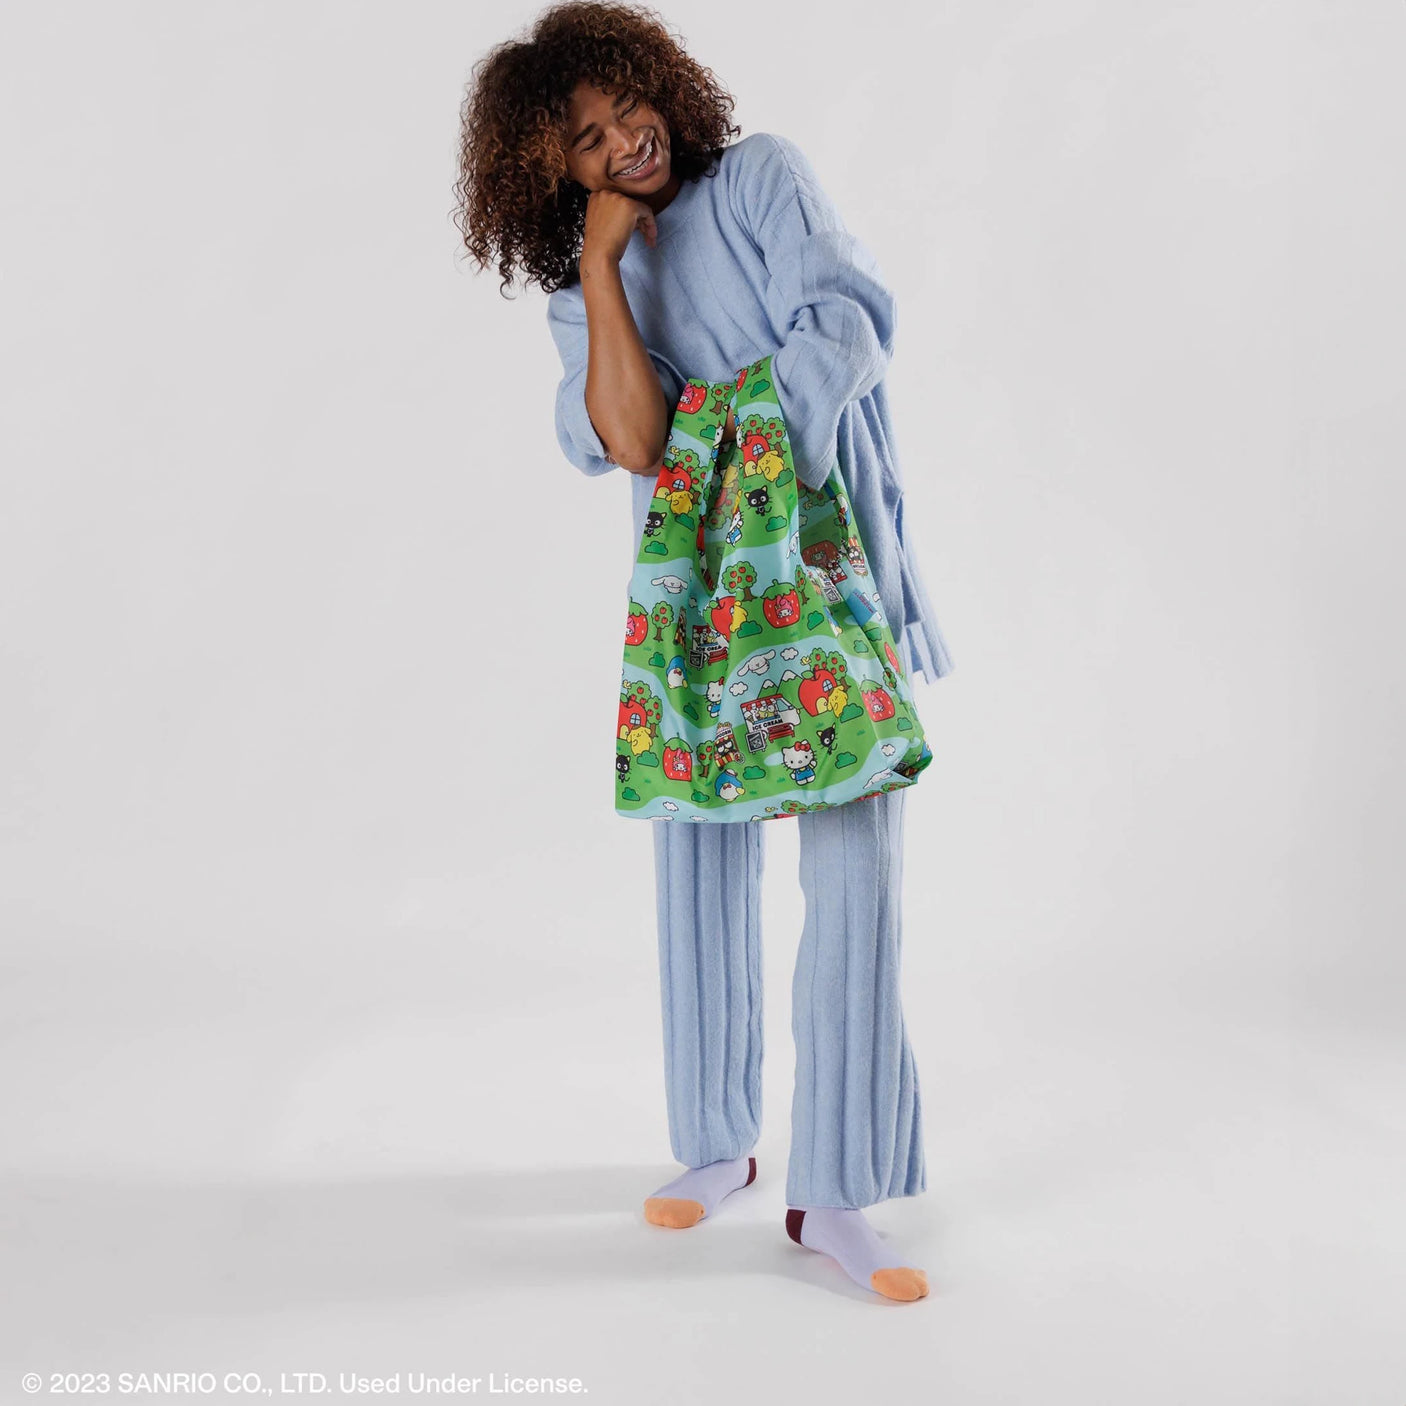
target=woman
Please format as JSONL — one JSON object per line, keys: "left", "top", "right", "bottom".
{"left": 456, "top": 1, "right": 955, "bottom": 1302}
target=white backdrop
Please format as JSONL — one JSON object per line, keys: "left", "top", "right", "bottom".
{"left": 2, "top": 1, "right": 1402, "bottom": 1401}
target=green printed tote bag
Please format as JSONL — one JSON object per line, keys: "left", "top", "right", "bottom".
{"left": 616, "top": 352, "right": 932, "bottom": 822}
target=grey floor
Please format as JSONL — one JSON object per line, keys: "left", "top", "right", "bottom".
{"left": 3, "top": 818, "right": 1402, "bottom": 1406}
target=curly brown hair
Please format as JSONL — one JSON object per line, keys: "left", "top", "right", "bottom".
{"left": 454, "top": 1, "right": 740, "bottom": 298}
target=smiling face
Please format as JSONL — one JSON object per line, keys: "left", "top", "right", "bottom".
{"left": 562, "top": 81, "right": 680, "bottom": 211}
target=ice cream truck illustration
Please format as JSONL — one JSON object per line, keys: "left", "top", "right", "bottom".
{"left": 688, "top": 621, "right": 729, "bottom": 670}
{"left": 741, "top": 691, "right": 801, "bottom": 754}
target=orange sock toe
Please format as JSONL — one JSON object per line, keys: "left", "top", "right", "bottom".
{"left": 789, "top": 1206, "right": 930, "bottom": 1301}
{"left": 642, "top": 1155, "right": 756, "bottom": 1228}
{"left": 870, "top": 1267, "right": 929, "bottom": 1301}
{"left": 643, "top": 1196, "right": 706, "bottom": 1228}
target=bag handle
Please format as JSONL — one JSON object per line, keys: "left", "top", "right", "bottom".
{"left": 693, "top": 367, "right": 748, "bottom": 513}
{"left": 704, "top": 369, "right": 754, "bottom": 585}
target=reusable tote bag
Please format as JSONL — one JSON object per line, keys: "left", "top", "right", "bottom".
{"left": 616, "top": 352, "right": 932, "bottom": 822}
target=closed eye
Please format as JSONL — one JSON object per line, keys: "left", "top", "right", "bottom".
{"left": 585, "top": 100, "right": 638, "bottom": 151}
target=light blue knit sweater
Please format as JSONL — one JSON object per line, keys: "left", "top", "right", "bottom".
{"left": 546, "top": 131, "right": 955, "bottom": 685}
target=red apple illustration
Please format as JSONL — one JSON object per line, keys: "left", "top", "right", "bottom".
{"left": 798, "top": 666, "right": 840, "bottom": 716}
{"left": 710, "top": 595, "right": 737, "bottom": 637}
{"left": 740, "top": 431, "right": 771, "bottom": 468}
{"left": 618, "top": 697, "right": 649, "bottom": 735}
{"left": 665, "top": 465, "right": 695, "bottom": 496}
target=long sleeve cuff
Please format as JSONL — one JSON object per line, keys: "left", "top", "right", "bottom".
{"left": 546, "top": 284, "right": 685, "bottom": 477}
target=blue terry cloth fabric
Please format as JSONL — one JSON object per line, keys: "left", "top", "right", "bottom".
{"left": 650, "top": 631, "right": 927, "bottom": 1209}
{"left": 546, "top": 130, "right": 956, "bottom": 687}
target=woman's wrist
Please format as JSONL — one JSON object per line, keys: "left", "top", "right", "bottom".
{"left": 579, "top": 246, "right": 621, "bottom": 282}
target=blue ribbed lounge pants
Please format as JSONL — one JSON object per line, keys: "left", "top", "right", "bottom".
{"left": 648, "top": 643, "right": 927, "bottom": 1209}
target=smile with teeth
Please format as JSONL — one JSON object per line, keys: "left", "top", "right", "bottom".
{"left": 616, "top": 136, "right": 656, "bottom": 178}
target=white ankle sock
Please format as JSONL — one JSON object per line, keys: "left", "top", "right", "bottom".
{"left": 786, "top": 1206, "right": 929, "bottom": 1300}
{"left": 644, "top": 1153, "right": 757, "bottom": 1228}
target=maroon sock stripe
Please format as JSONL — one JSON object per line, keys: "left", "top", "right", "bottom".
{"left": 785, "top": 1208, "right": 806, "bottom": 1245}
{"left": 745, "top": 1156, "right": 757, "bottom": 1187}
